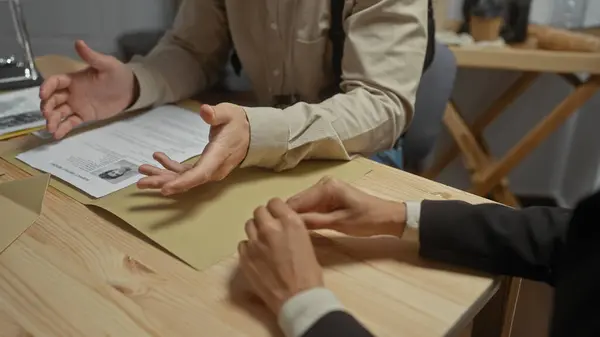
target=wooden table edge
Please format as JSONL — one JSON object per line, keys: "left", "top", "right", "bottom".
{"left": 445, "top": 278, "right": 502, "bottom": 337}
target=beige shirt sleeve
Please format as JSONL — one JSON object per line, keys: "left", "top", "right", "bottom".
{"left": 241, "top": 0, "right": 427, "bottom": 170}
{"left": 127, "top": 0, "right": 231, "bottom": 111}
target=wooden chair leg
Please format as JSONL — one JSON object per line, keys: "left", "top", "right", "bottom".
{"left": 491, "top": 182, "right": 520, "bottom": 207}
{"left": 424, "top": 72, "right": 539, "bottom": 179}
{"left": 439, "top": 103, "right": 520, "bottom": 206}
{"left": 442, "top": 102, "right": 490, "bottom": 172}
{"left": 472, "top": 75, "right": 600, "bottom": 196}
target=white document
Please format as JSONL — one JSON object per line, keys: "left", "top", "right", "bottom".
{"left": 0, "top": 87, "right": 44, "bottom": 137}
{"left": 17, "top": 105, "right": 210, "bottom": 198}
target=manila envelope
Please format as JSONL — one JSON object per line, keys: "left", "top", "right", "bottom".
{"left": 91, "top": 160, "right": 370, "bottom": 269}
{"left": 3, "top": 150, "right": 370, "bottom": 269}
{"left": 0, "top": 174, "right": 50, "bottom": 253}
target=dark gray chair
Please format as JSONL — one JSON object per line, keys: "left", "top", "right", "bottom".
{"left": 403, "top": 42, "right": 458, "bottom": 172}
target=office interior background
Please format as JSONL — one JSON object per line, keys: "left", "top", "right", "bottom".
{"left": 1, "top": 2, "right": 599, "bottom": 336}
{"left": 3, "top": 0, "right": 599, "bottom": 209}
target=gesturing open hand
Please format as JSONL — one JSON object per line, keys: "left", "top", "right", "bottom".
{"left": 39, "top": 40, "right": 136, "bottom": 139}
{"left": 137, "top": 103, "right": 250, "bottom": 195}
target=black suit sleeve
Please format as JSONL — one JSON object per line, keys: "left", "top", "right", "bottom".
{"left": 419, "top": 200, "right": 572, "bottom": 285}
{"left": 302, "top": 311, "right": 374, "bottom": 337}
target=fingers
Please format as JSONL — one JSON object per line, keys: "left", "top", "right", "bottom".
{"left": 245, "top": 219, "right": 258, "bottom": 241}
{"left": 75, "top": 40, "right": 115, "bottom": 71}
{"left": 137, "top": 174, "right": 176, "bottom": 190}
{"left": 267, "top": 198, "right": 303, "bottom": 226}
{"left": 287, "top": 177, "right": 351, "bottom": 213}
{"left": 46, "top": 104, "right": 73, "bottom": 133}
{"left": 137, "top": 154, "right": 193, "bottom": 191}
{"left": 40, "top": 75, "right": 72, "bottom": 100}
{"left": 54, "top": 115, "right": 83, "bottom": 140}
{"left": 253, "top": 205, "right": 275, "bottom": 231}
{"left": 161, "top": 142, "right": 226, "bottom": 195}
{"left": 41, "top": 89, "right": 69, "bottom": 113}
{"left": 41, "top": 89, "right": 70, "bottom": 132}
{"left": 238, "top": 240, "right": 262, "bottom": 272}
{"left": 153, "top": 152, "right": 191, "bottom": 173}
{"left": 238, "top": 240, "right": 250, "bottom": 259}
{"left": 287, "top": 180, "right": 329, "bottom": 213}
{"left": 300, "top": 211, "right": 346, "bottom": 230}
{"left": 238, "top": 241, "right": 264, "bottom": 285}
{"left": 237, "top": 241, "right": 255, "bottom": 276}
{"left": 138, "top": 164, "right": 171, "bottom": 177}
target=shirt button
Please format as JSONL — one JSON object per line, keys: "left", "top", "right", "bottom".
{"left": 273, "top": 69, "right": 280, "bottom": 76}
{"left": 270, "top": 22, "right": 278, "bottom": 30}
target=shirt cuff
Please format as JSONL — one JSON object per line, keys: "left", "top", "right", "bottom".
{"left": 239, "top": 106, "right": 289, "bottom": 169}
{"left": 405, "top": 200, "right": 422, "bottom": 229}
{"left": 125, "top": 62, "right": 159, "bottom": 112}
{"left": 278, "top": 288, "right": 344, "bottom": 337}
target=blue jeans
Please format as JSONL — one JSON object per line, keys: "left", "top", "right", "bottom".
{"left": 370, "top": 144, "right": 403, "bottom": 170}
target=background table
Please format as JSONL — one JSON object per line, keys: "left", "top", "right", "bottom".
{"left": 0, "top": 56, "right": 499, "bottom": 337}
{"left": 425, "top": 46, "right": 600, "bottom": 207}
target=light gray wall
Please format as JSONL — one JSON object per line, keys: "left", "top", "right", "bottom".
{"left": 560, "top": 92, "right": 600, "bottom": 204}
{"left": 0, "top": 0, "right": 175, "bottom": 59}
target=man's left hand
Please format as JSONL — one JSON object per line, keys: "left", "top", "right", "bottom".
{"left": 238, "top": 198, "right": 324, "bottom": 314}
{"left": 137, "top": 103, "right": 249, "bottom": 195}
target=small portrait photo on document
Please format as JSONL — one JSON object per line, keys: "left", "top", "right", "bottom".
{"left": 93, "top": 160, "right": 139, "bottom": 184}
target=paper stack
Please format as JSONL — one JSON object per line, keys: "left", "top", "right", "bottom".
{"left": 0, "top": 87, "right": 45, "bottom": 140}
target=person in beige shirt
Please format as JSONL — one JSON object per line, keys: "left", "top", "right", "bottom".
{"left": 39, "top": 0, "right": 428, "bottom": 196}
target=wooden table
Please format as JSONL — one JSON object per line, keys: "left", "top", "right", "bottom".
{"left": 424, "top": 46, "right": 600, "bottom": 207}
{"left": 0, "top": 56, "right": 498, "bottom": 337}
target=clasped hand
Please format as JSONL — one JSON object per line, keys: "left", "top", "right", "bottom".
{"left": 239, "top": 177, "right": 408, "bottom": 315}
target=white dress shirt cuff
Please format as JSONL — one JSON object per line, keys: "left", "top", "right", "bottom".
{"left": 405, "top": 200, "right": 422, "bottom": 229}
{"left": 278, "top": 287, "right": 344, "bottom": 337}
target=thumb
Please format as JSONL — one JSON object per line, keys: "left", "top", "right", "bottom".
{"left": 199, "top": 104, "right": 232, "bottom": 126}
{"left": 75, "top": 40, "right": 114, "bottom": 71}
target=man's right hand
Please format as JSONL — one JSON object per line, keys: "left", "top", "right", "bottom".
{"left": 287, "top": 177, "right": 408, "bottom": 238}
{"left": 40, "top": 40, "right": 136, "bottom": 140}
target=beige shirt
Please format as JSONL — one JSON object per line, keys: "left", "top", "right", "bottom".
{"left": 128, "top": 0, "right": 427, "bottom": 170}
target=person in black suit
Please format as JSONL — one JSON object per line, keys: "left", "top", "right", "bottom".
{"left": 237, "top": 177, "right": 600, "bottom": 337}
